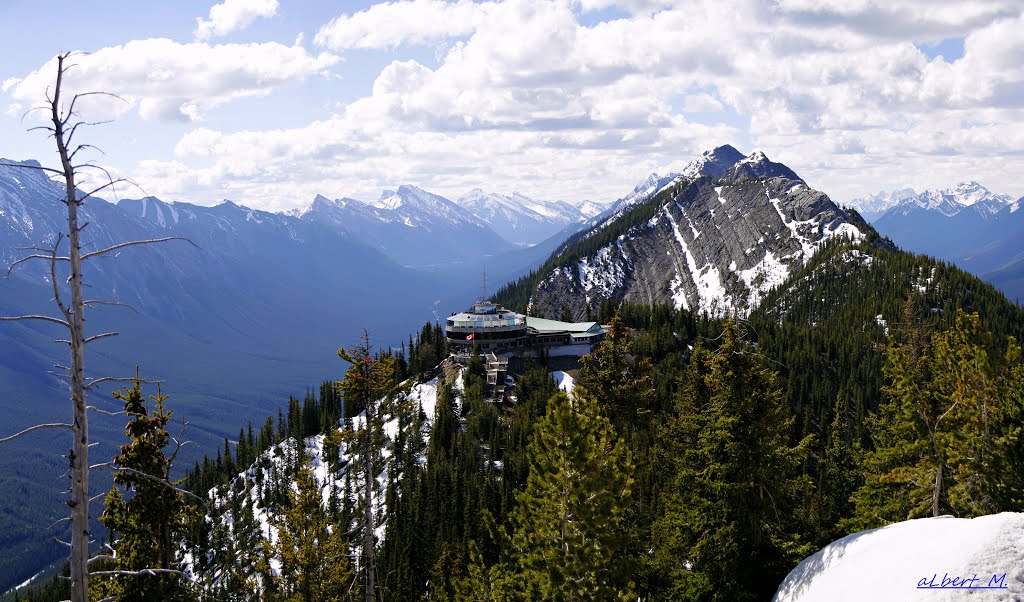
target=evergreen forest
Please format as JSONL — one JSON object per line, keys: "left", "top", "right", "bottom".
{"left": 11, "top": 235, "right": 1024, "bottom": 602}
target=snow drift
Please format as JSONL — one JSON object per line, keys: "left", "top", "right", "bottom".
{"left": 774, "top": 513, "right": 1024, "bottom": 602}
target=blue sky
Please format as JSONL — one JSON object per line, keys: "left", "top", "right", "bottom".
{"left": 2, "top": 1, "right": 1022, "bottom": 211}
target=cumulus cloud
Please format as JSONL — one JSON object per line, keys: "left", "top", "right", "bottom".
{"left": 4, "top": 40, "right": 338, "bottom": 122}
{"left": 122, "top": 0, "right": 1024, "bottom": 207}
{"left": 195, "top": 0, "right": 279, "bottom": 40}
{"left": 314, "top": 0, "right": 500, "bottom": 49}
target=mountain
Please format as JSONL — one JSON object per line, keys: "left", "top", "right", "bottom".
{"left": 859, "top": 182, "right": 1023, "bottom": 303}
{"left": 292, "top": 185, "right": 513, "bottom": 268}
{"left": 844, "top": 188, "right": 917, "bottom": 221}
{"left": 0, "top": 160, "right": 512, "bottom": 592}
{"left": 774, "top": 513, "right": 1024, "bottom": 601}
{"left": 453, "top": 189, "right": 606, "bottom": 246}
{"left": 680, "top": 143, "right": 746, "bottom": 179}
{"left": 850, "top": 181, "right": 1014, "bottom": 224}
{"left": 498, "top": 147, "right": 871, "bottom": 319}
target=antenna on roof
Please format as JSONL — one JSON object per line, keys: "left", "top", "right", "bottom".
{"left": 482, "top": 266, "right": 488, "bottom": 301}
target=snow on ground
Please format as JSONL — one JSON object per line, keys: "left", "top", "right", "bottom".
{"left": 736, "top": 250, "right": 789, "bottom": 309}
{"left": 187, "top": 373, "right": 447, "bottom": 585}
{"left": 774, "top": 513, "right": 1024, "bottom": 602}
{"left": 664, "top": 205, "right": 734, "bottom": 315}
{"left": 551, "top": 371, "right": 575, "bottom": 396}
{"left": 578, "top": 243, "right": 628, "bottom": 303}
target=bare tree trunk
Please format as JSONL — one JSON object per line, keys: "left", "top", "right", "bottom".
{"left": 932, "top": 462, "right": 943, "bottom": 517}
{"left": 363, "top": 401, "right": 376, "bottom": 602}
{"left": 49, "top": 54, "right": 91, "bottom": 602}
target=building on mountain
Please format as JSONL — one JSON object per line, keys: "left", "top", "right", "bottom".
{"left": 445, "top": 301, "right": 606, "bottom": 356}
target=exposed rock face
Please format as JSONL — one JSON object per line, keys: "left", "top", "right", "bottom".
{"left": 529, "top": 150, "right": 867, "bottom": 319}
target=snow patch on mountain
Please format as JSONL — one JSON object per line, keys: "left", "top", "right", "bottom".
{"left": 664, "top": 205, "right": 734, "bottom": 314}
{"left": 736, "top": 251, "right": 789, "bottom": 309}
{"left": 578, "top": 243, "right": 628, "bottom": 304}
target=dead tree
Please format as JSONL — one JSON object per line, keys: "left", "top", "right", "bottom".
{"left": 0, "top": 52, "right": 189, "bottom": 602}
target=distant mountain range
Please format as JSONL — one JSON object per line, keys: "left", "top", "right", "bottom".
{"left": 0, "top": 157, "right": 612, "bottom": 591}
{"left": 283, "top": 186, "right": 609, "bottom": 267}
{"left": 847, "top": 182, "right": 1023, "bottom": 303}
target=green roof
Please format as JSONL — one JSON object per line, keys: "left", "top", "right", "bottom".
{"left": 525, "top": 317, "right": 603, "bottom": 334}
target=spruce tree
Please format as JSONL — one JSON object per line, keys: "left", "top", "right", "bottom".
{"left": 267, "top": 459, "right": 354, "bottom": 602}
{"left": 94, "top": 378, "right": 190, "bottom": 601}
{"left": 506, "top": 390, "right": 635, "bottom": 601}
{"left": 337, "top": 331, "right": 395, "bottom": 602}
{"left": 653, "top": 322, "right": 811, "bottom": 601}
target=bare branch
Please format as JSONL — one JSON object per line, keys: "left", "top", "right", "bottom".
{"left": 64, "top": 119, "right": 112, "bottom": 149}
{"left": 91, "top": 569, "right": 183, "bottom": 578}
{"left": 75, "top": 177, "right": 129, "bottom": 205}
{"left": 0, "top": 315, "right": 69, "bottom": 327}
{"left": 88, "top": 554, "right": 116, "bottom": 565}
{"left": 64, "top": 91, "right": 127, "bottom": 126}
{"left": 89, "top": 463, "right": 205, "bottom": 503}
{"left": 168, "top": 420, "right": 192, "bottom": 466}
{"left": 5, "top": 254, "right": 69, "bottom": 278}
{"left": 54, "top": 538, "right": 72, "bottom": 548}
{"left": 84, "top": 331, "right": 118, "bottom": 344}
{"left": 84, "top": 300, "right": 139, "bottom": 313}
{"left": 86, "top": 376, "right": 164, "bottom": 390}
{"left": 86, "top": 406, "right": 125, "bottom": 417}
{"left": 48, "top": 516, "right": 72, "bottom": 529}
{"left": 82, "top": 237, "right": 195, "bottom": 260}
{"left": 0, "top": 160, "right": 64, "bottom": 177}
{"left": 68, "top": 143, "right": 105, "bottom": 163}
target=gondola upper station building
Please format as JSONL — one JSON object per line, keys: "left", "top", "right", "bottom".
{"left": 445, "top": 301, "right": 607, "bottom": 356}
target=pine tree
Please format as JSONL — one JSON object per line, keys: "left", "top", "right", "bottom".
{"left": 506, "top": 390, "right": 635, "bottom": 601}
{"left": 266, "top": 459, "right": 354, "bottom": 602}
{"left": 94, "top": 377, "right": 191, "bottom": 601}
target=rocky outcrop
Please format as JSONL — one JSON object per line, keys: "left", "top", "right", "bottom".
{"left": 529, "top": 149, "right": 867, "bottom": 319}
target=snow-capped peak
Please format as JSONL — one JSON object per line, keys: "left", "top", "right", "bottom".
{"left": 853, "top": 181, "right": 1013, "bottom": 221}
{"left": 846, "top": 188, "right": 918, "bottom": 216}
{"left": 680, "top": 144, "right": 746, "bottom": 179}
{"left": 372, "top": 190, "right": 404, "bottom": 210}
{"left": 945, "top": 180, "right": 1010, "bottom": 207}
{"left": 738, "top": 150, "right": 767, "bottom": 165}
{"left": 453, "top": 188, "right": 608, "bottom": 245}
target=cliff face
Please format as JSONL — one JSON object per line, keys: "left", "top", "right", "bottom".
{"left": 529, "top": 150, "right": 869, "bottom": 319}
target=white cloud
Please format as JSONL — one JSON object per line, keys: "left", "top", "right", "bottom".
{"left": 4, "top": 40, "right": 338, "bottom": 122}
{"left": 110, "top": 0, "right": 1024, "bottom": 207}
{"left": 195, "top": 0, "right": 279, "bottom": 40}
{"left": 682, "top": 93, "right": 724, "bottom": 113}
{"left": 314, "top": 0, "right": 499, "bottom": 50}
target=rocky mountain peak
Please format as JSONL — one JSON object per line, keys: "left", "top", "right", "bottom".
{"left": 681, "top": 144, "right": 746, "bottom": 179}
{"left": 724, "top": 151, "right": 801, "bottom": 183}
{"left": 528, "top": 154, "right": 867, "bottom": 319}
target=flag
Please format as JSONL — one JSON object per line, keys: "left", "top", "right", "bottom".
{"left": 467, "top": 333, "right": 475, "bottom": 340}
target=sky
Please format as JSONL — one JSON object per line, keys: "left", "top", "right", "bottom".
{"left": 1, "top": 0, "right": 1022, "bottom": 212}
